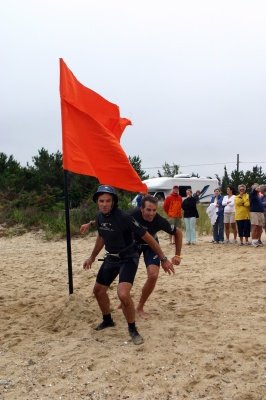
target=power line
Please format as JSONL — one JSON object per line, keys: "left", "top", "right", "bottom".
{"left": 143, "top": 161, "right": 266, "bottom": 170}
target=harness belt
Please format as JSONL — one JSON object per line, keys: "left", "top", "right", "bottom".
{"left": 105, "top": 242, "right": 137, "bottom": 259}
{"left": 106, "top": 252, "right": 120, "bottom": 258}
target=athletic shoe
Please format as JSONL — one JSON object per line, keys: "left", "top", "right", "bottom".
{"left": 95, "top": 320, "right": 115, "bottom": 331}
{"left": 128, "top": 329, "right": 144, "bottom": 345}
{"left": 224, "top": 240, "right": 230, "bottom": 244}
{"left": 239, "top": 243, "right": 244, "bottom": 246}
{"left": 258, "top": 240, "right": 264, "bottom": 246}
{"left": 251, "top": 241, "right": 259, "bottom": 248}
{"left": 234, "top": 240, "right": 238, "bottom": 244}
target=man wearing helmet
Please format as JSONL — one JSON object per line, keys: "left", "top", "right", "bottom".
{"left": 83, "top": 185, "right": 174, "bottom": 345}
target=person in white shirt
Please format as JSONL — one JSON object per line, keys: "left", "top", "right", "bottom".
{"left": 222, "top": 185, "right": 238, "bottom": 243}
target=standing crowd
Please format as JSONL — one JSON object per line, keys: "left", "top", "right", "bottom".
{"left": 152, "top": 182, "right": 266, "bottom": 247}
{"left": 206, "top": 183, "right": 266, "bottom": 247}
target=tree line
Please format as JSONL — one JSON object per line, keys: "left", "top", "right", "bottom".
{"left": 0, "top": 148, "right": 265, "bottom": 235}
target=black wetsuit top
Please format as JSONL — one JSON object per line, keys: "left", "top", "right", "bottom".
{"left": 130, "top": 208, "right": 176, "bottom": 245}
{"left": 96, "top": 207, "right": 146, "bottom": 254}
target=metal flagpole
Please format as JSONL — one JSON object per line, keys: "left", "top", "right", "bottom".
{"left": 63, "top": 169, "right": 74, "bottom": 294}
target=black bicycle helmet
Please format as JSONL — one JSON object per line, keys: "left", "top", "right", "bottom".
{"left": 92, "top": 185, "right": 118, "bottom": 204}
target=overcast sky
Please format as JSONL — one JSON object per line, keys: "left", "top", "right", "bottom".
{"left": 1, "top": 0, "right": 266, "bottom": 179}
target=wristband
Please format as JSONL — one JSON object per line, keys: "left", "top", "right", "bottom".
{"left": 160, "top": 256, "right": 168, "bottom": 263}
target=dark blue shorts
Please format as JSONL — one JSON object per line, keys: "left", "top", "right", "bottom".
{"left": 138, "top": 245, "right": 160, "bottom": 268}
{"left": 96, "top": 254, "right": 139, "bottom": 286}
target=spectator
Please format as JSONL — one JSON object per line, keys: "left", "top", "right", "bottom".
{"left": 193, "top": 190, "right": 201, "bottom": 203}
{"left": 259, "top": 185, "right": 266, "bottom": 235}
{"left": 210, "top": 188, "right": 224, "bottom": 243}
{"left": 163, "top": 185, "right": 183, "bottom": 244}
{"left": 249, "top": 183, "right": 264, "bottom": 247}
{"left": 235, "top": 184, "right": 251, "bottom": 246}
{"left": 136, "top": 192, "right": 145, "bottom": 208}
{"left": 222, "top": 185, "right": 238, "bottom": 243}
{"left": 181, "top": 189, "right": 199, "bottom": 245}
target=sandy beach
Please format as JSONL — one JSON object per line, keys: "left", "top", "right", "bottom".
{"left": 0, "top": 231, "right": 265, "bottom": 400}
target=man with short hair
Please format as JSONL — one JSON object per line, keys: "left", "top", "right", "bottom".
{"left": 163, "top": 185, "right": 183, "bottom": 244}
{"left": 83, "top": 185, "right": 174, "bottom": 345}
{"left": 132, "top": 195, "right": 182, "bottom": 318}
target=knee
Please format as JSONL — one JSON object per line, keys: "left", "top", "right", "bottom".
{"left": 93, "top": 284, "right": 105, "bottom": 299}
{"left": 117, "top": 288, "right": 130, "bottom": 305}
{"left": 147, "top": 269, "right": 159, "bottom": 284}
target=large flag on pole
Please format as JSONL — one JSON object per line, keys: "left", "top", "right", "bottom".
{"left": 59, "top": 58, "right": 147, "bottom": 192}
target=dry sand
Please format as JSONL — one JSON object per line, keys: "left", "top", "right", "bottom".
{"left": 0, "top": 231, "right": 265, "bottom": 400}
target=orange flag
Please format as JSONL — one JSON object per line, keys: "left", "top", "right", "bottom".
{"left": 59, "top": 59, "right": 147, "bottom": 192}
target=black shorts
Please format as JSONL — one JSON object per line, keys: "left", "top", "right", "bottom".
{"left": 138, "top": 245, "right": 160, "bottom": 268}
{"left": 96, "top": 254, "right": 139, "bottom": 286}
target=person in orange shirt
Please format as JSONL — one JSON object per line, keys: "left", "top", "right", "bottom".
{"left": 163, "top": 185, "right": 183, "bottom": 244}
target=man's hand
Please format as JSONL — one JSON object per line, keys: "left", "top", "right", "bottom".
{"left": 83, "top": 256, "right": 95, "bottom": 270}
{"left": 171, "top": 255, "right": 182, "bottom": 265}
{"left": 161, "top": 259, "right": 175, "bottom": 275}
{"left": 80, "top": 220, "right": 96, "bottom": 234}
{"left": 80, "top": 223, "right": 90, "bottom": 234}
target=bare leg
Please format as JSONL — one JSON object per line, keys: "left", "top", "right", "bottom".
{"left": 252, "top": 224, "right": 259, "bottom": 240}
{"left": 258, "top": 226, "right": 263, "bottom": 241}
{"left": 117, "top": 282, "right": 135, "bottom": 323}
{"left": 93, "top": 282, "right": 110, "bottom": 314}
{"left": 118, "top": 282, "right": 144, "bottom": 345}
{"left": 224, "top": 223, "right": 230, "bottom": 240}
{"left": 136, "top": 265, "right": 159, "bottom": 319}
{"left": 231, "top": 222, "right": 237, "bottom": 240}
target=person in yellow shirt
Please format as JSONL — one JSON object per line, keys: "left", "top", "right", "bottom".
{"left": 235, "top": 184, "right": 251, "bottom": 245}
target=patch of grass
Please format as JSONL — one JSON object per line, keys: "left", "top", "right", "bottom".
{"left": 0, "top": 224, "right": 27, "bottom": 238}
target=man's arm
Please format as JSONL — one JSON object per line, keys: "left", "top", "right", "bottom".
{"left": 80, "top": 220, "right": 96, "bottom": 234}
{"left": 173, "top": 227, "right": 182, "bottom": 265}
{"left": 83, "top": 235, "right": 104, "bottom": 270}
{"left": 141, "top": 231, "right": 175, "bottom": 275}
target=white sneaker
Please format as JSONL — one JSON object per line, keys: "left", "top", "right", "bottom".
{"left": 251, "top": 241, "right": 259, "bottom": 248}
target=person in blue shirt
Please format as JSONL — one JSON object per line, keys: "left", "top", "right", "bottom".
{"left": 210, "top": 188, "right": 224, "bottom": 243}
{"left": 249, "top": 183, "right": 265, "bottom": 247}
{"left": 136, "top": 192, "right": 145, "bottom": 208}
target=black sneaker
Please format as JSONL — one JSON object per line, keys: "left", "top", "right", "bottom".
{"left": 95, "top": 320, "right": 115, "bottom": 331}
{"left": 128, "top": 329, "right": 144, "bottom": 345}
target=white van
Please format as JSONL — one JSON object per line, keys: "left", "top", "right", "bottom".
{"left": 132, "top": 174, "right": 219, "bottom": 205}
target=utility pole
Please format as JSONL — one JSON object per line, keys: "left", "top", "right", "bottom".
{"left": 237, "top": 154, "right": 239, "bottom": 172}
